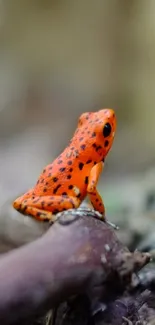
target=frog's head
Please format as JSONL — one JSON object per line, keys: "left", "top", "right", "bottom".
{"left": 77, "top": 108, "right": 116, "bottom": 161}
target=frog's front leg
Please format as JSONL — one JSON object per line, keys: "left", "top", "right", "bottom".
{"left": 13, "top": 195, "right": 81, "bottom": 222}
{"left": 87, "top": 162, "right": 105, "bottom": 219}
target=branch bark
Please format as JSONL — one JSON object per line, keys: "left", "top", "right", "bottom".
{"left": 0, "top": 208, "right": 150, "bottom": 325}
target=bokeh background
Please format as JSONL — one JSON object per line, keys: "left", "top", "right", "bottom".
{"left": 0, "top": 0, "right": 155, "bottom": 250}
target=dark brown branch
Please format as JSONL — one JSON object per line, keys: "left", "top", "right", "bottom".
{"left": 0, "top": 208, "right": 150, "bottom": 325}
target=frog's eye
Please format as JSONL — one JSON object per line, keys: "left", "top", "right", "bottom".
{"left": 103, "top": 123, "right": 111, "bottom": 137}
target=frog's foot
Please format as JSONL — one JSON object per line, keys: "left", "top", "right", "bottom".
{"left": 77, "top": 207, "right": 119, "bottom": 230}
{"left": 64, "top": 206, "right": 119, "bottom": 230}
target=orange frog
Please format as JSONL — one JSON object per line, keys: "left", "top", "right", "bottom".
{"left": 13, "top": 109, "right": 116, "bottom": 222}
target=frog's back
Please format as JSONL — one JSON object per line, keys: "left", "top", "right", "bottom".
{"left": 33, "top": 147, "right": 92, "bottom": 201}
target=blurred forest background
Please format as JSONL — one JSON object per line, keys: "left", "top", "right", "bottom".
{"left": 0, "top": 0, "right": 155, "bottom": 249}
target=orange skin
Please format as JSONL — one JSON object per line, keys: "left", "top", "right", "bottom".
{"left": 13, "top": 109, "right": 116, "bottom": 222}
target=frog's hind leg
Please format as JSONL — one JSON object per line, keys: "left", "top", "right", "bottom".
{"left": 13, "top": 195, "right": 81, "bottom": 222}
